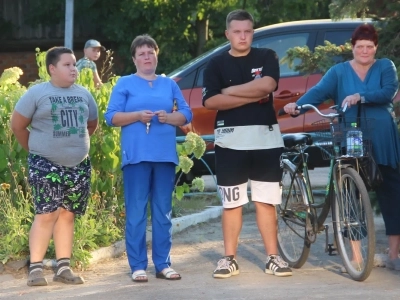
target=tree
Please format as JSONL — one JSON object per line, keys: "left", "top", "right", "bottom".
{"left": 22, "top": 0, "right": 331, "bottom": 75}
{"left": 254, "top": 0, "right": 331, "bottom": 27}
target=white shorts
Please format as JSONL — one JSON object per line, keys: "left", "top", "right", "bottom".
{"left": 218, "top": 180, "right": 281, "bottom": 209}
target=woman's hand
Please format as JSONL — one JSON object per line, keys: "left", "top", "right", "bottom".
{"left": 283, "top": 103, "right": 300, "bottom": 115}
{"left": 155, "top": 110, "right": 168, "bottom": 124}
{"left": 341, "top": 93, "right": 360, "bottom": 108}
{"left": 139, "top": 110, "right": 155, "bottom": 123}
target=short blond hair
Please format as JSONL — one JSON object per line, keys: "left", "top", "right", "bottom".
{"left": 226, "top": 9, "right": 254, "bottom": 29}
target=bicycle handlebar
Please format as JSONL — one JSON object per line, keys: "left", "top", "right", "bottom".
{"left": 278, "top": 103, "right": 347, "bottom": 119}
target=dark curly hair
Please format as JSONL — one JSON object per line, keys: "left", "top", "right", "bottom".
{"left": 351, "top": 24, "right": 378, "bottom": 46}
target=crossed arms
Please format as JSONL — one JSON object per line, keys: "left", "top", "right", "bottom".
{"left": 203, "top": 76, "right": 277, "bottom": 110}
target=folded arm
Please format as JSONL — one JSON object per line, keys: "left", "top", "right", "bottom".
{"left": 222, "top": 76, "right": 277, "bottom": 98}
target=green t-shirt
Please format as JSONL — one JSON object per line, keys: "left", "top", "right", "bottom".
{"left": 76, "top": 57, "right": 97, "bottom": 72}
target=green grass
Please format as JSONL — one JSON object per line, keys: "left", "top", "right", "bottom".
{"left": 172, "top": 194, "right": 221, "bottom": 217}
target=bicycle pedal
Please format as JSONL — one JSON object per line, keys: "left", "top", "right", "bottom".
{"left": 327, "top": 244, "right": 336, "bottom": 256}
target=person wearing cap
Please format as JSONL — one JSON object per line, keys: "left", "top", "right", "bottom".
{"left": 76, "top": 39, "right": 105, "bottom": 87}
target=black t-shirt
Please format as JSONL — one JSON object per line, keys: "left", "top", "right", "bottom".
{"left": 202, "top": 48, "right": 283, "bottom": 150}
{"left": 202, "top": 47, "right": 279, "bottom": 127}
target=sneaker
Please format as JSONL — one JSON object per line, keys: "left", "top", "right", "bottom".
{"left": 27, "top": 269, "right": 48, "bottom": 286}
{"left": 340, "top": 260, "right": 363, "bottom": 273}
{"left": 53, "top": 267, "right": 84, "bottom": 284}
{"left": 265, "top": 255, "right": 292, "bottom": 277}
{"left": 213, "top": 255, "right": 239, "bottom": 279}
{"left": 386, "top": 257, "right": 400, "bottom": 271}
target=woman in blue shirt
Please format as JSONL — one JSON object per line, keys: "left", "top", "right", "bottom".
{"left": 105, "top": 35, "right": 192, "bottom": 282}
{"left": 284, "top": 24, "right": 400, "bottom": 271}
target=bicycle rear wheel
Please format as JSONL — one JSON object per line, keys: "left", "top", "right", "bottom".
{"left": 332, "top": 167, "right": 375, "bottom": 281}
{"left": 277, "top": 159, "right": 311, "bottom": 268}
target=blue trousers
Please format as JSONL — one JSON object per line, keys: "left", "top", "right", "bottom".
{"left": 375, "top": 165, "right": 400, "bottom": 236}
{"left": 122, "top": 162, "right": 175, "bottom": 273}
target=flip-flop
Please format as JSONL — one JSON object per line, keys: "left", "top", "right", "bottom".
{"left": 156, "top": 268, "right": 181, "bottom": 280}
{"left": 132, "top": 270, "right": 148, "bottom": 282}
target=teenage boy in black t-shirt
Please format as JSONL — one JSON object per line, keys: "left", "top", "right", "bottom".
{"left": 202, "top": 9, "right": 292, "bottom": 278}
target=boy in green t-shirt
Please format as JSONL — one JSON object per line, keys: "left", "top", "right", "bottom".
{"left": 76, "top": 39, "right": 105, "bottom": 87}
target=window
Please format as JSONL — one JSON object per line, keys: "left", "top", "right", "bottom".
{"left": 324, "top": 31, "right": 353, "bottom": 46}
{"left": 253, "top": 33, "right": 309, "bottom": 77}
{"left": 324, "top": 30, "right": 353, "bottom": 64}
{"left": 195, "top": 67, "right": 205, "bottom": 87}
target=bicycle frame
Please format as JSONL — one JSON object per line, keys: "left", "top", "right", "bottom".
{"left": 281, "top": 143, "right": 335, "bottom": 241}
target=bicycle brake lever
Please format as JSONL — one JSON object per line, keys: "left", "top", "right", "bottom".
{"left": 337, "top": 103, "right": 347, "bottom": 115}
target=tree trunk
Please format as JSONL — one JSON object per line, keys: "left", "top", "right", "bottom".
{"left": 195, "top": 16, "right": 208, "bottom": 57}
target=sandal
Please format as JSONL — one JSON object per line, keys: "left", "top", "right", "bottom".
{"left": 27, "top": 270, "right": 48, "bottom": 286}
{"left": 53, "top": 268, "right": 84, "bottom": 285}
{"left": 156, "top": 268, "right": 181, "bottom": 280}
{"left": 132, "top": 270, "right": 148, "bottom": 282}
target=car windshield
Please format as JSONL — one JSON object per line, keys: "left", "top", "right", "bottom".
{"left": 167, "top": 41, "right": 229, "bottom": 78}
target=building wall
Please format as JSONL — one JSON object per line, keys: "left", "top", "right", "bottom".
{"left": 0, "top": 0, "right": 112, "bottom": 86}
{"left": 0, "top": 50, "right": 126, "bottom": 86}
{"left": 0, "top": 49, "right": 126, "bottom": 87}
{"left": 1, "top": 51, "right": 41, "bottom": 86}
{"left": 0, "top": 50, "right": 85, "bottom": 86}
{"left": 0, "top": 0, "right": 102, "bottom": 47}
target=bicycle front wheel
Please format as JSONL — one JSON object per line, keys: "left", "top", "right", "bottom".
{"left": 332, "top": 167, "right": 375, "bottom": 281}
{"left": 277, "top": 159, "right": 311, "bottom": 268}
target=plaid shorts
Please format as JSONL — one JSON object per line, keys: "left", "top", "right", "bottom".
{"left": 28, "top": 154, "right": 91, "bottom": 215}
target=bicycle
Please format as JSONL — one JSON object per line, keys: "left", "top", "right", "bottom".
{"left": 277, "top": 104, "right": 375, "bottom": 281}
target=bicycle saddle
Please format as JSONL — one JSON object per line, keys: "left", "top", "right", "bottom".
{"left": 282, "top": 133, "right": 313, "bottom": 148}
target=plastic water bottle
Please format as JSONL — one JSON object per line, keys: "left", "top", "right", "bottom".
{"left": 346, "top": 122, "right": 363, "bottom": 157}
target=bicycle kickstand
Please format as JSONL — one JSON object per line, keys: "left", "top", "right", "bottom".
{"left": 324, "top": 224, "right": 336, "bottom": 256}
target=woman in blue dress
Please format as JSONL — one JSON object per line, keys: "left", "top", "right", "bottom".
{"left": 284, "top": 24, "right": 400, "bottom": 271}
{"left": 105, "top": 35, "right": 192, "bottom": 282}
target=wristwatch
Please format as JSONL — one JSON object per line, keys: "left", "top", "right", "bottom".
{"left": 360, "top": 95, "right": 366, "bottom": 103}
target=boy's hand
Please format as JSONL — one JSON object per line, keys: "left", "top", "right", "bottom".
{"left": 221, "top": 87, "right": 233, "bottom": 95}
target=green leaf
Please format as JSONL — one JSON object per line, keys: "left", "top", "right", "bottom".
{"left": 175, "top": 185, "right": 185, "bottom": 200}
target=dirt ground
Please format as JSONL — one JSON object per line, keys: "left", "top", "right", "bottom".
{"left": 1, "top": 210, "right": 399, "bottom": 300}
